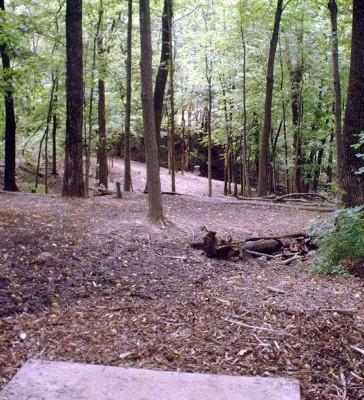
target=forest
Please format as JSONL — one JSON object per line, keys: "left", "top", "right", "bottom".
{"left": 1, "top": 1, "right": 364, "bottom": 399}
{"left": 0, "top": 0, "right": 364, "bottom": 207}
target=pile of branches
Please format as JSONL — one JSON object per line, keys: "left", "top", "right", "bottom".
{"left": 191, "top": 227, "right": 312, "bottom": 264}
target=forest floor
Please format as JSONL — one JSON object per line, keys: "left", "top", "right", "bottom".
{"left": 0, "top": 159, "right": 364, "bottom": 400}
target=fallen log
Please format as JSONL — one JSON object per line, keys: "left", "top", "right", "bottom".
{"left": 89, "top": 187, "right": 116, "bottom": 196}
{"left": 273, "top": 192, "right": 335, "bottom": 204}
{"left": 191, "top": 230, "right": 240, "bottom": 259}
{"left": 192, "top": 231, "right": 284, "bottom": 259}
{"left": 245, "top": 232, "right": 308, "bottom": 241}
{"left": 245, "top": 239, "right": 282, "bottom": 253}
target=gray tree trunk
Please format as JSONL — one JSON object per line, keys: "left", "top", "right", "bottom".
{"left": 139, "top": 0, "right": 164, "bottom": 222}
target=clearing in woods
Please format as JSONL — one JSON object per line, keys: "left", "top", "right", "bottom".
{"left": 0, "top": 159, "right": 363, "bottom": 399}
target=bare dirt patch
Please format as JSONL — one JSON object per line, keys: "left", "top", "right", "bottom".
{"left": 1, "top": 161, "right": 363, "bottom": 399}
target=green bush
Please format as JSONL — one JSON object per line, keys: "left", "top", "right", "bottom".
{"left": 309, "top": 206, "right": 364, "bottom": 276}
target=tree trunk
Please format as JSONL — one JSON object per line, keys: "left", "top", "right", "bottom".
{"left": 51, "top": 75, "right": 58, "bottom": 176}
{"left": 154, "top": 0, "right": 171, "bottom": 158}
{"left": 340, "top": 0, "right": 364, "bottom": 206}
{"left": 85, "top": 15, "right": 100, "bottom": 197}
{"left": 241, "top": 32, "right": 251, "bottom": 197}
{"left": 291, "top": 66, "right": 303, "bottom": 193}
{"left": 181, "top": 107, "right": 186, "bottom": 174}
{"left": 257, "top": 0, "right": 284, "bottom": 196}
{"left": 328, "top": 0, "right": 342, "bottom": 190}
{"left": 167, "top": 1, "right": 176, "bottom": 193}
{"left": 139, "top": 0, "right": 164, "bottom": 222}
{"left": 62, "top": 0, "right": 85, "bottom": 197}
{"left": 206, "top": 59, "right": 212, "bottom": 197}
{"left": 124, "top": 0, "right": 133, "bottom": 191}
{"left": 327, "top": 130, "right": 334, "bottom": 184}
{"left": 97, "top": 3, "right": 108, "bottom": 189}
{"left": 0, "top": 0, "right": 18, "bottom": 192}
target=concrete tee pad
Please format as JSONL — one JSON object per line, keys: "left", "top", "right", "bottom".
{"left": 0, "top": 359, "right": 301, "bottom": 400}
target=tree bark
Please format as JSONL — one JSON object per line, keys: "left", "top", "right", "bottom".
{"left": 139, "top": 0, "right": 164, "bottom": 222}
{"left": 290, "top": 66, "right": 303, "bottom": 193}
{"left": 241, "top": 32, "right": 251, "bottom": 197}
{"left": 97, "top": 2, "right": 108, "bottom": 189}
{"left": 62, "top": 0, "right": 85, "bottom": 197}
{"left": 124, "top": 0, "right": 133, "bottom": 191}
{"left": 167, "top": 0, "right": 176, "bottom": 193}
{"left": 328, "top": 0, "right": 342, "bottom": 191}
{"left": 340, "top": 0, "right": 364, "bottom": 206}
{"left": 206, "top": 58, "right": 212, "bottom": 197}
{"left": 154, "top": 0, "right": 171, "bottom": 157}
{"left": 0, "top": 0, "right": 18, "bottom": 192}
{"left": 257, "top": 0, "right": 284, "bottom": 196}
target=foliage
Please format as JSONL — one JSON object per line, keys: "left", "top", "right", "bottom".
{"left": 352, "top": 131, "right": 364, "bottom": 175}
{"left": 309, "top": 206, "right": 364, "bottom": 276}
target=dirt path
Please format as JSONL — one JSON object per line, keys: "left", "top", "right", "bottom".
{"left": 0, "top": 164, "right": 363, "bottom": 399}
{"left": 107, "top": 158, "right": 227, "bottom": 196}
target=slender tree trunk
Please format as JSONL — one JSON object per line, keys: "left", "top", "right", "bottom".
{"left": 279, "top": 39, "right": 289, "bottom": 193}
{"left": 181, "top": 107, "right": 186, "bottom": 174}
{"left": 221, "top": 81, "right": 231, "bottom": 196}
{"left": 328, "top": 0, "right": 342, "bottom": 192}
{"left": 0, "top": 0, "right": 18, "bottom": 191}
{"left": 51, "top": 6, "right": 62, "bottom": 177}
{"left": 313, "top": 140, "right": 325, "bottom": 192}
{"left": 36, "top": 78, "right": 56, "bottom": 190}
{"left": 63, "top": 0, "right": 84, "bottom": 197}
{"left": 139, "top": 0, "right": 164, "bottom": 222}
{"left": 154, "top": 0, "right": 171, "bottom": 157}
{"left": 124, "top": 0, "right": 133, "bottom": 191}
{"left": 257, "top": 0, "right": 285, "bottom": 196}
{"left": 206, "top": 58, "right": 212, "bottom": 197}
{"left": 340, "top": 0, "right": 364, "bottom": 206}
{"left": 241, "top": 33, "right": 251, "bottom": 196}
{"left": 186, "top": 109, "right": 192, "bottom": 171}
{"left": 51, "top": 75, "right": 58, "bottom": 176}
{"left": 97, "top": 2, "right": 108, "bottom": 188}
{"left": 167, "top": 1, "right": 176, "bottom": 193}
{"left": 85, "top": 9, "right": 102, "bottom": 195}
{"left": 327, "top": 130, "right": 334, "bottom": 184}
{"left": 291, "top": 66, "right": 303, "bottom": 193}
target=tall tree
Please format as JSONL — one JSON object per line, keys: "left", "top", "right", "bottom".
{"left": 154, "top": 0, "right": 171, "bottom": 156}
{"left": 124, "top": 0, "right": 133, "bottom": 192}
{"left": 328, "top": 0, "right": 342, "bottom": 188}
{"left": 62, "top": 0, "right": 85, "bottom": 197}
{"left": 97, "top": 0, "right": 108, "bottom": 188}
{"left": 340, "top": 0, "right": 364, "bottom": 207}
{"left": 139, "top": 0, "right": 164, "bottom": 222}
{"left": 167, "top": 0, "right": 176, "bottom": 193}
{"left": 257, "top": 0, "right": 287, "bottom": 196}
{"left": 0, "top": 0, "right": 18, "bottom": 191}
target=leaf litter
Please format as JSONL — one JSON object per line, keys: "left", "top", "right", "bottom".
{"left": 0, "top": 188, "right": 363, "bottom": 400}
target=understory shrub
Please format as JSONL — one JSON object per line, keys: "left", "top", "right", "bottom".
{"left": 309, "top": 206, "right": 364, "bottom": 276}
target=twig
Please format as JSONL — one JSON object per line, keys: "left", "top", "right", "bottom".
{"left": 280, "top": 254, "right": 301, "bottom": 265}
{"left": 225, "top": 318, "right": 293, "bottom": 336}
{"left": 321, "top": 309, "right": 355, "bottom": 318}
{"left": 350, "top": 371, "right": 363, "bottom": 381}
{"left": 245, "top": 250, "right": 276, "bottom": 258}
{"left": 252, "top": 333, "right": 270, "bottom": 347}
{"left": 340, "top": 369, "right": 347, "bottom": 400}
{"left": 350, "top": 345, "right": 364, "bottom": 356}
{"left": 266, "top": 286, "right": 287, "bottom": 294}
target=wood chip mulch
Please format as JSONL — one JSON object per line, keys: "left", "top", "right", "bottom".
{"left": 0, "top": 191, "right": 363, "bottom": 400}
